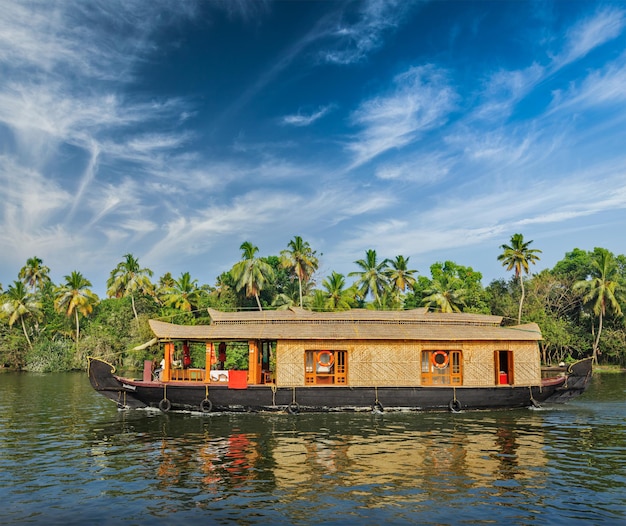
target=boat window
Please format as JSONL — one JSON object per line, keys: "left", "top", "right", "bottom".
{"left": 305, "top": 350, "right": 347, "bottom": 385}
{"left": 421, "top": 350, "right": 463, "bottom": 386}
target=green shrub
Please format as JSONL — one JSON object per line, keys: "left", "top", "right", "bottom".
{"left": 25, "top": 337, "right": 74, "bottom": 372}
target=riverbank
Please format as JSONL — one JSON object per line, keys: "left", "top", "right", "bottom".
{"left": 594, "top": 364, "right": 626, "bottom": 374}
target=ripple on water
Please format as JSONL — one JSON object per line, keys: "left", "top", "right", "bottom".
{"left": 1, "top": 373, "right": 625, "bottom": 524}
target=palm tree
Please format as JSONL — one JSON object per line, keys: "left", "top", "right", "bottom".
{"left": 1, "top": 280, "right": 42, "bottom": 348}
{"left": 308, "top": 289, "right": 328, "bottom": 312}
{"left": 349, "top": 249, "right": 390, "bottom": 305}
{"left": 280, "top": 236, "right": 319, "bottom": 308}
{"left": 18, "top": 256, "right": 51, "bottom": 294}
{"left": 157, "top": 272, "right": 176, "bottom": 292}
{"left": 573, "top": 249, "right": 623, "bottom": 365}
{"left": 107, "top": 254, "right": 154, "bottom": 320}
{"left": 161, "top": 272, "right": 204, "bottom": 312}
{"left": 54, "top": 271, "right": 99, "bottom": 351}
{"left": 322, "top": 271, "right": 355, "bottom": 311}
{"left": 231, "top": 241, "right": 275, "bottom": 310}
{"left": 386, "top": 255, "right": 417, "bottom": 294}
{"left": 421, "top": 274, "right": 467, "bottom": 313}
{"left": 272, "top": 280, "right": 301, "bottom": 310}
{"left": 497, "top": 233, "right": 542, "bottom": 324}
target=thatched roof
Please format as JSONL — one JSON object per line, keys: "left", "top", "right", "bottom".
{"left": 147, "top": 308, "right": 542, "bottom": 342}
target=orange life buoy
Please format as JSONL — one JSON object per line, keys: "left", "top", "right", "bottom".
{"left": 317, "top": 350, "right": 335, "bottom": 368}
{"left": 431, "top": 351, "right": 449, "bottom": 369}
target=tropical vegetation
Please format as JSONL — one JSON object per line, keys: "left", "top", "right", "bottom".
{"left": 1, "top": 235, "right": 626, "bottom": 372}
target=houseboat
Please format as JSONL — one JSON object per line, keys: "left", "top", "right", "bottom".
{"left": 88, "top": 307, "right": 593, "bottom": 413}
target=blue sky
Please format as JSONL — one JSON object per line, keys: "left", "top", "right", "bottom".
{"left": 1, "top": 0, "right": 625, "bottom": 297}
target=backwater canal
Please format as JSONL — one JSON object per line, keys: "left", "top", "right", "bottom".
{"left": 0, "top": 371, "right": 625, "bottom": 525}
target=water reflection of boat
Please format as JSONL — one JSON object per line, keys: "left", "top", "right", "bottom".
{"left": 88, "top": 308, "right": 592, "bottom": 413}
{"left": 271, "top": 416, "right": 547, "bottom": 493}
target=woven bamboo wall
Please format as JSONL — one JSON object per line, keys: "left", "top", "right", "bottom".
{"left": 275, "top": 339, "right": 541, "bottom": 387}
{"left": 460, "top": 341, "right": 541, "bottom": 386}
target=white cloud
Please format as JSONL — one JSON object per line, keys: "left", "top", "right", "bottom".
{"left": 549, "top": 54, "right": 626, "bottom": 114}
{"left": 472, "top": 63, "right": 545, "bottom": 121}
{"left": 321, "top": 0, "right": 415, "bottom": 64}
{"left": 553, "top": 7, "right": 626, "bottom": 69}
{"left": 0, "top": 156, "right": 71, "bottom": 233}
{"left": 282, "top": 105, "right": 334, "bottom": 127}
{"left": 348, "top": 65, "right": 457, "bottom": 168}
{"left": 375, "top": 152, "right": 453, "bottom": 184}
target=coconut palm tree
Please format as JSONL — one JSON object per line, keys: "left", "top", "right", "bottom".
{"left": 308, "top": 290, "right": 328, "bottom": 312}
{"left": 421, "top": 274, "right": 467, "bottom": 313}
{"left": 349, "top": 249, "right": 390, "bottom": 305}
{"left": 280, "top": 236, "right": 319, "bottom": 308}
{"left": 322, "top": 271, "right": 355, "bottom": 311}
{"left": 161, "top": 272, "right": 204, "bottom": 312}
{"left": 157, "top": 272, "right": 176, "bottom": 293}
{"left": 18, "top": 256, "right": 51, "bottom": 294}
{"left": 54, "top": 271, "right": 99, "bottom": 351}
{"left": 271, "top": 279, "right": 302, "bottom": 310}
{"left": 386, "top": 255, "right": 417, "bottom": 294}
{"left": 573, "top": 249, "right": 623, "bottom": 364}
{"left": 231, "top": 241, "right": 275, "bottom": 310}
{"left": 1, "top": 280, "right": 42, "bottom": 348}
{"left": 498, "top": 233, "right": 542, "bottom": 324}
{"left": 107, "top": 254, "right": 154, "bottom": 320}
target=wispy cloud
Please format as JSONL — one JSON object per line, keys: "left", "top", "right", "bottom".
{"left": 321, "top": 0, "right": 415, "bottom": 64}
{"left": 375, "top": 151, "right": 454, "bottom": 184}
{"left": 1, "top": 1, "right": 625, "bottom": 292}
{"left": 342, "top": 166, "right": 626, "bottom": 274}
{"left": 549, "top": 53, "right": 626, "bottom": 114}
{"left": 470, "top": 8, "right": 625, "bottom": 124}
{"left": 281, "top": 105, "right": 334, "bottom": 127}
{"left": 552, "top": 7, "right": 626, "bottom": 69}
{"left": 0, "top": 1, "right": 199, "bottom": 275}
{"left": 0, "top": 156, "right": 70, "bottom": 234}
{"left": 217, "top": 0, "right": 413, "bottom": 122}
{"left": 472, "top": 63, "right": 545, "bottom": 121}
{"left": 348, "top": 65, "right": 457, "bottom": 168}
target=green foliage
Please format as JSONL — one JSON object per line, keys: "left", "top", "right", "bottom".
{"left": 223, "top": 342, "right": 249, "bottom": 370}
{"left": 230, "top": 242, "right": 275, "bottom": 310}
{"left": 24, "top": 337, "right": 75, "bottom": 372}
{"left": 80, "top": 297, "right": 136, "bottom": 366}
{"left": 407, "top": 261, "right": 488, "bottom": 314}
{"left": 210, "top": 272, "right": 240, "bottom": 311}
{"left": 498, "top": 233, "right": 542, "bottom": 324}
{"left": 552, "top": 248, "right": 594, "bottom": 281}
{"left": 280, "top": 236, "right": 320, "bottom": 308}
{"left": 573, "top": 248, "right": 623, "bottom": 364}
{"left": 2, "top": 242, "right": 626, "bottom": 370}
{"left": 107, "top": 253, "right": 155, "bottom": 320}
{"left": 596, "top": 327, "right": 626, "bottom": 366}
{"left": 159, "top": 271, "right": 206, "bottom": 313}
{"left": 0, "top": 328, "right": 29, "bottom": 368}
{"left": 349, "top": 249, "right": 390, "bottom": 303}
{"left": 319, "top": 271, "right": 357, "bottom": 311}
{"left": 484, "top": 278, "right": 521, "bottom": 324}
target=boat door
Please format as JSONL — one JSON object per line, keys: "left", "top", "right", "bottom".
{"left": 260, "top": 341, "right": 273, "bottom": 383}
{"left": 495, "top": 350, "right": 514, "bottom": 385}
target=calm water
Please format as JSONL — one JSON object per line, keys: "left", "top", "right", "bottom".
{"left": 0, "top": 372, "right": 625, "bottom": 525}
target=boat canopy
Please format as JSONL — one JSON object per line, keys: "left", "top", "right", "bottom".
{"left": 147, "top": 308, "right": 542, "bottom": 343}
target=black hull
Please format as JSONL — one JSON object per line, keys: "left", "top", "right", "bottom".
{"left": 88, "top": 357, "right": 593, "bottom": 414}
